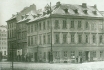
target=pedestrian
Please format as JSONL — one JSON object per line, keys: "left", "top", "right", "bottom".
{"left": 76, "top": 56, "right": 78, "bottom": 63}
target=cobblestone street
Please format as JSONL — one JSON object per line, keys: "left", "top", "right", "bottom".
{"left": 0, "top": 61, "right": 104, "bottom": 70}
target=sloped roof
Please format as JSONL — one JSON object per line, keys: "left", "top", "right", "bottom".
{"left": 28, "top": 3, "right": 103, "bottom": 23}
{"left": 51, "top": 4, "right": 102, "bottom": 17}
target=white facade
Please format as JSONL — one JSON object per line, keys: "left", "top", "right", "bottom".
{"left": 0, "top": 25, "right": 7, "bottom": 58}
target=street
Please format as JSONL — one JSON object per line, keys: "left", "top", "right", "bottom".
{"left": 0, "top": 61, "right": 104, "bottom": 70}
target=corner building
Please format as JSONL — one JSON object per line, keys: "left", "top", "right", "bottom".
{"left": 27, "top": 2, "right": 104, "bottom": 63}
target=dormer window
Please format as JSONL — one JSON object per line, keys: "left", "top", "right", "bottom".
{"left": 83, "top": 10, "right": 88, "bottom": 14}
{"left": 64, "top": 9, "right": 68, "bottom": 13}
{"left": 92, "top": 11, "right": 97, "bottom": 15}
{"left": 74, "top": 9, "right": 78, "bottom": 14}
{"left": 21, "top": 15, "right": 25, "bottom": 19}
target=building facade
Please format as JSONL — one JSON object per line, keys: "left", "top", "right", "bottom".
{"left": 6, "top": 4, "right": 39, "bottom": 61}
{"left": 7, "top": 2, "right": 104, "bottom": 63}
{"left": 0, "top": 25, "right": 7, "bottom": 58}
{"left": 26, "top": 2, "right": 104, "bottom": 63}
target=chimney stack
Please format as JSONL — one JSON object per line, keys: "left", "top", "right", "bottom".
{"left": 56, "top": 1, "right": 61, "bottom": 7}
{"left": 82, "top": 3, "right": 87, "bottom": 8}
{"left": 94, "top": 4, "right": 97, "bottom": 9}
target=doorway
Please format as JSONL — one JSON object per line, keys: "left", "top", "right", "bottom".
{"left": 85, "top": 51, "right": 89, "bottom": 61}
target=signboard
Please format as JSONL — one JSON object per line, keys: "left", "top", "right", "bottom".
{"left": 17, "top": 49, "right": 22, "bottom": 56}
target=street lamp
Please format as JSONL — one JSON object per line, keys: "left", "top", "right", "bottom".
{"left": 11, "top": 43, "right": 13, "bottom": 70}
{"left": 49, "top": 2, "right": 53, "bottom": 63}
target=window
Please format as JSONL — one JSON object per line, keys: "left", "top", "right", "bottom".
{"left": 71, "top": 34, "right": 75, "bottom": 43}
{"left": 54, "top": 51, "right": 60, "bottom": 58}
{"left": 78, "top": 34, "right": 82, "bottom": 43}
{"left": 31, "top": 36, "right": 33, "bottom": 45}
{"left": 85, "top": 21, "right": 89, "bottom": 29}
{"left": 71, "top": 51, "right": 75, "bottom": 58}
{"left": 43, "top": 35, "right": 46, "bottom": 44}
{"left": 100, "top": 51, "right": 103, "bottom": 57}
{"left": 92, "top": 35, "right": 96, "bottom": 43}
{"left": 39, "top": 35, "right": 42, "bottom": 44}
{"left": 4, "top": 51, "right": 6, "bottom": 55}
{"left": 92, "top": 23, "right": 96, "bottom": 30}
{"left": 35, "top": 23, "right": 37, "bottom": 31}
{"left": 34, "top": 36, "right": 37, "bottom": 44}
{"left": 28, "top": 25, "right": 30, "bottom": 33}
{"left": 31, "top": 24, "right": 33, "bottom": 32}
{"left": 43, "top": 52, "right": 46, "bottom": 59}
{"left": 47, "top": 21, "right": 50, "bottom": 29}
{"left": 78, "top": 21, "right": 82, "bottom": 28}
{"left": 47, "top": 34, "right": 50, "bottom": 44}
{"left": 79, "top": 51, "right": 82, "bottom": 56}
{"left": 55, "top": 33, "right": 60, "bottom": 44}
{"left": 63, "top": 20, "right": 67, "bottom": 29}
{"left": 93, "top": 51, "right": 96, "bottom": 57}
{"left": 54, "top": 20, "right": 59, "bottom": 29}
{"left": 39, "top": 23, "right": 41, "bottom": 30}
{"left": 63, "top": 33, "right": 67, "bottom": 43}
{"left": 99, "top": 35, "right": 103, "bottom": 43}
{"left": 43, "top": 21, "right": 46, "bottom": 30}
{"left": 85, "top": 35, "right": 89, "bottom": 43}
{"left": 99, "top": 23, "right": 103, "bottom": 30}
{"left": 28, "top": 36, "right": 30, "bottom": 46}
{"left": 70, "top": 21, "right": 74, "bottom": 28}
{"left": 64, "top": 51, "right": 67, "bottom": 57}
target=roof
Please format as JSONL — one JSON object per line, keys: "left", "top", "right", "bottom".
{"left": 51, "top": 4, "right": 102, "bottom": 17}
{"left": 27, "top": 2, "right": 103, "bottom": 23}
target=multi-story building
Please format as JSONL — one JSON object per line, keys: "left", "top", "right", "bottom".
{"left": 0, "top": 25, "right": 7, "bottom": 58}
{"left": 26, "top": 2, "right": 104, "bottom": 63}
{"left": 7, "top": 2, "right": 104, "bottom": 63}
{"left": 6, "top": 4, "right": 39, "bottom": 61}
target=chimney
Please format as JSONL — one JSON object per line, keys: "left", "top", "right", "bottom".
{"left": 82, "top": 3, "right": 87, "bottom": 8}
{"left": 94, "top": 4, "right": 97, "bottom": 9}
{"left": 56, "top": 1, "right": 61, "bottom": 7}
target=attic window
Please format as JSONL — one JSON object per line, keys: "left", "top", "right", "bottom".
{"left": 92, "top": 11, "right": 97, "bottom": 15}
{"left": 74, "top": 9, "right": 78, "bottom": 14}
{"left": 83, "top": 10, "right": 88, "bottom": 14}
{"left": 64, "top": 9, "right": 68, "bottom": 13}
{"left": 21, "top": 15, "right": 25, "bottom": 19}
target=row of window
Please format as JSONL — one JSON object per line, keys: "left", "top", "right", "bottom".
{"left": 53, "top": 51, "right": 103, "bottom": 58}
{"left": 27, "top": 20, "right": 103, "bottom": 33}
{"left": 8, "top": 22, "right": 16, "bottom": 29}
{"left": 0, "top": 47, "right": 7, "bottom": 49}
{"left": 0, "top": 38, "right": 7, "bottom": 40}
{"left": 28, "top": 33, "right": 103, "bottom": 46}
{"left": 0, "top": 34, "right": 7, "bottom": 36}
{"left": 0, "top": 42, "right": 7, "bottom": 45}
{"left": 17, "top": 32, "right": 27, "bottom": 40}
{"left": 54, "top": 33, "right": 103, "bottom": 44}
{"left": 28, "top": 33, "right": 51, "bottom": 46}
{"left": 0, "top": 51, "right": 7, "bottom": 55}
{"left": 8, "top": 29, "right": 16, "bottom": 38}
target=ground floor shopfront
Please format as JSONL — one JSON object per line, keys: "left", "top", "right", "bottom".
{"left": 26, "top": 46, "right": 104, "bottom": 63}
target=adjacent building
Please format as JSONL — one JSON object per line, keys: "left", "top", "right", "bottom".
{"left": 6, "top": 4, "right": 40, "bottom": 61}
{"left": 7, "top": 2, "right": 104, "bottom": 63}
{"left": 0, "top": 25, "right": 7, "bottom": 58}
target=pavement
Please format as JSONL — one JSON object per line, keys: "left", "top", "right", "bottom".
{"left": 0, "top": 61, "right": 104, "bottom": 70}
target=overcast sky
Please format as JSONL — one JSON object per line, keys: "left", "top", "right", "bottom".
{"left": 0, "top": 0, "right": 104, "bottom": 25}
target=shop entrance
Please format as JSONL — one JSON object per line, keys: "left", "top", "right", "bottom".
{"left": 85, "top": 51, "right": 89, "bottom": 61}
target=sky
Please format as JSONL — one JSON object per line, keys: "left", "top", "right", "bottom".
{"left": 0, "top": 0, "right": 104, "bottom": 25}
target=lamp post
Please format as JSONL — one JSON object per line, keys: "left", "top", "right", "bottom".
{"left": 49, "top": 2, "right": 53, "bottom": 63}
{"left": 11, "top": 43, "right": 13, "bottom": 70}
